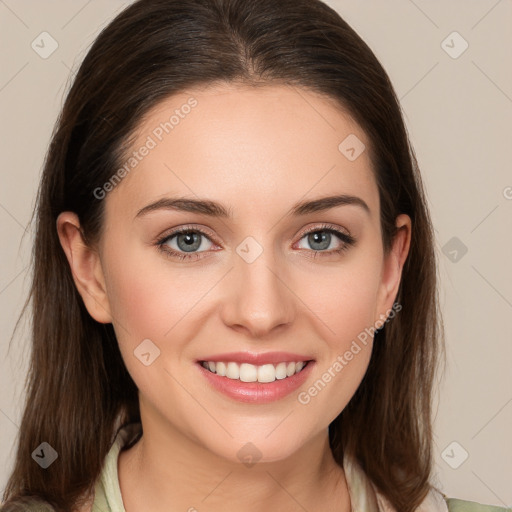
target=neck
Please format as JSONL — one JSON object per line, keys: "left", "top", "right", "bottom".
{"left": 118, "top": 412, "right": 351, "bottom": 511}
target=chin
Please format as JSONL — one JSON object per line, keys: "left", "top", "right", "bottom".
{"left": 198, "top": 428, "right": 309, "bottom": 466}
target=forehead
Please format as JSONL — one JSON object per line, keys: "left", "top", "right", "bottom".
{"left": 105, "top": 83, "right": 378, "bottom": 221}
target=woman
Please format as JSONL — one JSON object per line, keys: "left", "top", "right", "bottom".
{"left": 1, "top": 0, "right": 505, "bottom": 511}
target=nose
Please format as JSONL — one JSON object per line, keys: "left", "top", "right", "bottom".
{"left": 220, "top": 246, "right": 295, "bottom": 339}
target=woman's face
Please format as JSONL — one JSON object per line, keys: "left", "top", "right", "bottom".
{"left": 61, "top": 83, "right": 410, "bottom": 463}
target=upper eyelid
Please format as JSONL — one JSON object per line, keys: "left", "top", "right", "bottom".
{"left": 299, "top": 224, "right": 351, "bottom": 237}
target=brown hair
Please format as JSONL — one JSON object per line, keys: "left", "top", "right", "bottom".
{"left": 2, "top": 0, "right": 445, "bottom": 510}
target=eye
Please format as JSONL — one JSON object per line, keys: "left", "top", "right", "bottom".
{"left": 156, "top": 226, "right": 216, "bottom": 261}
{"left": 295, "top": 223, "right": 356, "bottom": 257}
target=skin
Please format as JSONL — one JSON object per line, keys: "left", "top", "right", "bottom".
{"left": 57, "top": 83, "right": 411, "bottom": 512}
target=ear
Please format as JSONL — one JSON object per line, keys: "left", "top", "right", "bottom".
{"left": 56, "top": 212, "right": 112, "bottom": 324}
{"left": 375, "top": 213, "right": 411, "bottom": 323}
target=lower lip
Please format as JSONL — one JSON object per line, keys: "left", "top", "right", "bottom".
{"left": 196, "top": 361, "right": 315, "bottom": 404}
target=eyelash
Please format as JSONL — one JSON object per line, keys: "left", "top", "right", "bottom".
{"left": 155, "top": 223, "right": 356, "bottom": 261}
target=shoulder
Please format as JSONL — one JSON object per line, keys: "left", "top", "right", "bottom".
{"left": 1, "top": 496, "right": 95, "bottom": 512}
{"left": 0, "top": 497, "right": 95, "bottom": 512}
{"left": 0, "top": 498, "right": 57, "bottom": 511}
{"left": 446, "top": 497, "right": 511, "bottom": 512}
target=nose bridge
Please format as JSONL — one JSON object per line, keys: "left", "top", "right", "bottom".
{"left": 222, "top": 235, "right": 294, "bottom": 337}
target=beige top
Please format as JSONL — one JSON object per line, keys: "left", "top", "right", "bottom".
{"left": 91, "top": 422, "right": 453, "bottom": 512}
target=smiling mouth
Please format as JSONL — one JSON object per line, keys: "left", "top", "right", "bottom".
{"left": 199, "top": 360, "right": 313, "bottom": 383}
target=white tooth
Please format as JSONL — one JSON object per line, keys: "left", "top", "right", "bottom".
{"left": 258, "top": 364, "right": 276, "bottom": 383}
{"left": 207, "top": 360, "right": 305, "bottom": 381}
{"left": 275, "top": 362, "right": 288, "bottom": 380}
{"left": 216, "top": 361, "right": 226, "bottom": 376}
{"left": 226, "top": 362, "right": 240, "bottom": 379}
{"left": 239, "top": 363, "right": 258, "bottom": 382}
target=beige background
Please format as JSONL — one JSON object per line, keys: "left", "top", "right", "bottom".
{"left": 1, "top": 0, "right": 511, "bottom": 507}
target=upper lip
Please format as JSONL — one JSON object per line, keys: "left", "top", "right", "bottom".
{"left": 198, "top": 351, "right": 314, "bottom": 365}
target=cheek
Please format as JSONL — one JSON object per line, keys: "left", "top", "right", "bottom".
{"left": 294, "top": 251, "right": 383, "bottom": 344}
{"left": 291, "top": 252, "right": 381, "bottom": 418}
{"left": 102, "top": 246, "right": 197, "bottom": 363}
{"left": 107, "top": 263, "right": 170, "bottom": 338}
{"left": 103, "top": 254, "right": 202, "bottom": 395}
{"left": 104, "top": 234, "right": 210, "bottom": 336}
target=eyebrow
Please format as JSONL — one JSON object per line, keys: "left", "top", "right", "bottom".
{"left": 134, "top": 194, "right": 370, "bottom": 220}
